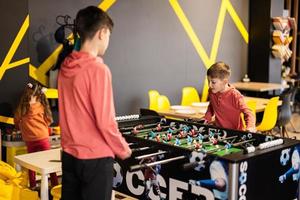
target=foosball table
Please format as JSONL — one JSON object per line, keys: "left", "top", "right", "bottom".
{"left": 115, "top": 112, "right": 300, "bottom": 200}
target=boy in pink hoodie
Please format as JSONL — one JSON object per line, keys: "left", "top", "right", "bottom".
{"left": 58, "top": 6, "right": 131, "bottom": 200}
{"left": 204, "top": 62, "right": 256, "bottom": 132}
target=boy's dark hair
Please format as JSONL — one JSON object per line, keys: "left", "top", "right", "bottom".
{"left": 207, "top": 61, "right": 231, "bottom": 79}
{"left": 75, "top": 6, "right": 114, "bottom": 43}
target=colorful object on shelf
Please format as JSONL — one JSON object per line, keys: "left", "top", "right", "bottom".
{"left": 272, "top": 30, "right": 292, "bottom": 45}
{"left": 272, "top": 44, "right": 292, "bottom": 62}
{"left": 271, "top": 17, "right": 295, "bottom": 63}
{"left": 272, "top": 17, "right": 290, "bottom": 31}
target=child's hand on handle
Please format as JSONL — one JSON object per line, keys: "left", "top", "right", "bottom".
{"left": 247, "top": 127, "right": 257, "bottom": 133}
{"left": 120, "top": 147, "right": 132, "bottom": 160}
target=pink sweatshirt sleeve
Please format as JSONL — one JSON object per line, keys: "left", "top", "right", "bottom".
{"left": 90, "top": 64, "right": 130, "bottom": 160}
{"left": 204, "top": 93, "right": 214, "bottom": 122}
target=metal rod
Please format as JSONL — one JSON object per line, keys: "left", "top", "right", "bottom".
{"left": 202, "top": 135, "right": 238, "bottom": 145}
{"left": 131, "top": 146, "right": 151, "bottom": 153}
{"left": 135, "top": 151, "right": 167, "bottom": 160}
{"left": 129, "top": 155, "right": 186, "bottom": 171}
{"left": 206, "top": 139, "right": 255, "bottom": 153}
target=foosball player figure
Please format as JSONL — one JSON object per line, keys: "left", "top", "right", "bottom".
{"left": 209, "top": 137, "right": 218, "bottom": 145}
{"left": 174, "top": 138, "right": 181, "bottom": 146}
{"left": 198, "top": 133, "right": 205, "bottom": 141}
{"left": 188, "top": 129, "right": 197, "bottom": 137}
{"left": 193, "top": 141, "right": 202, "bottom": 150}
{"left": 148, "top": 131, "right": 157, "bottom": 139}
{"left": 178, "top": 130, "right": 186, "bottom": 139}
{"left": 140, "top": 157, "right": 165, "bottom": 200}
{"left": 155, "top": 134, "right": 161, "bottom": 142}
{"left": 156, "top": 123, "right": 162, "bottom": 131}
{"left": 186, "top": 135, "right": 193, "bottom": 145}
{"left": 167, "top": 132, "right": 172, "bottom": 141}
{"left": 161, "top": 134, "right": 168, "bottom": 144}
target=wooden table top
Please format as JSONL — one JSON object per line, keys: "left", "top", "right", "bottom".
{"left": 232, "top": 82, "right": 289, "bottom": 92}
{"left": 157, "top": 97, "right": 282, "bottom": 120}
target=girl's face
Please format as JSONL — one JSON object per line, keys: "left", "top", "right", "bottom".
{"left": 29, "top": 95, "right": 37, "bottom": 104}
{"left": 208, "top": 76, "right": 228, "bottom": 93}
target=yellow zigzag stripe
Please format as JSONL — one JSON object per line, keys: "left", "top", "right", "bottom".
{"left": 169, "top": 0, "right": 211, "bottom": 67}
{"left": 225, "top": 0, "right": 248, "bottom": 43}
{"left": 0, "top": 0, "right": 116, "bottom": 124}
{"left": 0, "top": 116, "right": 14, "bottom": 125}
{"left": 30, "top": 0, "right": 117, "bottom": 85}
{"left": 169, "top": 0, "right": 248, "bottom": 102}
{"left": 0, "top": 15, "right": 29, "bottom": 80}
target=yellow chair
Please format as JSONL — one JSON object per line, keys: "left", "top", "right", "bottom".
{"left": 201, "top": 79, "right": 209, "bottom": 102}
{"left": 157, "top": 95, "right": 171, "bottom": 110}
{"left": 181, "top": 87, "right": 201, "bottom": 106}
{"left": 148, "top": 90, "right": 160, "bottom": 111}
{"left": 241, "top": 100, "right": 257, "bottom": 129}
{"left": 51, "top": 185, "right": 61, "bottom": 200}
{"left": 256, "top": 96, "right": 280, "bottom": 133}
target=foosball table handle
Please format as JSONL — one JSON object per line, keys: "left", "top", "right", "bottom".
{"left": 182, "top": 161, "right": 204, "bottom": 171}
{"left": 131, "top": 147, "right": 151, "bottom": 153}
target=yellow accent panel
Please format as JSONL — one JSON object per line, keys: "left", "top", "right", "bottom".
{"left": 0, "top": 116, "right": 14, "bottom": 125}
{"left": 29, "top": 64, "right": 48, "bottom": 86}
{"left": 210, "top": 0, "right": 227, "bottom": 62}
{"left": 7, "top": 58, "right": 30, "bottom": 70}
{"left": 30, "top": 0, "right": 117, "bottom": 85}
{"left": 169, "top": 0, "right": 249, "bottom": 102}
{"left": 98, "top": 0, "right": 117, "bottom": 10}
{"left": 169, "top": 0, "right": 211, "bottom": 67}
{"left": 45, "top": 88, "right": 58, "bottom": 99}
{"left": 225, "top": 0, "right": 248, "bottom": 43}
{"left": 201, "top": 78, "right": 209, "bottom": 102}
{"left": 0, "top": 15, "right": 29, "bottom": 79}
{"left": 29, "top": 45, "right": 63, "bottom": 85}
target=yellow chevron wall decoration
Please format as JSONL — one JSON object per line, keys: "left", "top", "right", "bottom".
{"left": 169, "top": 0, "right": 248, "bottom": 102}
{"left": 0, "top": 0, "right": 247, "bottom": 88}
{"left": 29, "top": 0, "right": 117, "bottom": 86}
{"left": 0, "top": 15, "right": 30, "bottom": 81}
{"left": 0, "top": 0, "right": 247, "bottom": 124}
{"left": 0, "top": 0, "right": 116, "bottom": 124}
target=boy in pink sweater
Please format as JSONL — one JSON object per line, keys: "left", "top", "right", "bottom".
{"left": 204, "top": 62, "right": 256, "bottom": 132}
{"left": 58, "top": 6, "right": 131, "bottom": 200}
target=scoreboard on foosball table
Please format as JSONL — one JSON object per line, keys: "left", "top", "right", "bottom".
{"left": 115, "top": 113, "right": 300, "bottom": 200}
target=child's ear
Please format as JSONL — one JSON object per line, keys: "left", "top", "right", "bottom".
{"left": 99, "top": 28, "right": 108, "bottom": 40}
{"left": 98, "top": 28, "right": 105, "bottom": 40}
{"left": 223, "top": 78, "right": 229, "bottom": 84}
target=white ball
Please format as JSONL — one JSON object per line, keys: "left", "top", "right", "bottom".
{"left": 113, "top": 161, "right": 124, "bottom": 188}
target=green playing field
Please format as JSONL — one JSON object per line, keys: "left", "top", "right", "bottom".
{"left": 136, "top": 134, "right": 242, "bottom": 156}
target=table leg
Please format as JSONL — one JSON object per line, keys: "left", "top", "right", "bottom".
{"left": 111, "top": 190, "right": 115, "bottom": 200}
{"left": 40, "top": 174, "right": 49, "bottom": 200}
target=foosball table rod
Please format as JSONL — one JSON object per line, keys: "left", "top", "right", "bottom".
{"left": 129, "top": 155, "right": 186, "bottom": 172}
{"left": 206, "top": 138, "right": 256, "bottom": 154}
{"left": 135, "top": 150, "right": 168, "bottom": 160}
{"left": 182, "top": 160, "right": 206, "bottom": 171}
{"left": 131, "top": 146, "right": 151, "bottom": 153}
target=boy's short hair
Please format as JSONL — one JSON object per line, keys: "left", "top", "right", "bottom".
{"left": 207, "top": 62, "right": 231, "bottom": 79}
{"left": 75, "top": 6, "right": 114, "bottom": 42}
